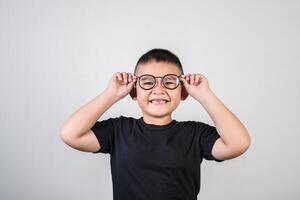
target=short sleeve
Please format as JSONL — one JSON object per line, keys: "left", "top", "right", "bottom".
{"left": 197, "top": 122, "right": 225, "bottom": 162}
{"left": 90, "top": 117, "right": 119, "bottom": 154}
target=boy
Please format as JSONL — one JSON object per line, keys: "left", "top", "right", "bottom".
{"left": 59, "top": 48, "right": 251, "bottom": 200}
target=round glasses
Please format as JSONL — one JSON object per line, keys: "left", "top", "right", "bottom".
{"left": 135, "top": 74, "right": 181, "bottom": 90}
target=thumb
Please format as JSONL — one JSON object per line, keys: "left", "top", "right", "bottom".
{"left": 180, "top": 77, "right": 189, "bottom": 88}
{"left": 127, "top": 78, "right": 137, "bottom": 91}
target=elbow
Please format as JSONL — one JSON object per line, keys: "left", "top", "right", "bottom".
{"left": 59, "top": 128, "right": 72, "bottom": 143}
{"left": 59, "top": 131, "right": 68, "bottom": 143}
{"left": 59, "top": 131, "right": 76, "bottom": 148}
{"left": 244, "top": 132, "right": 251, "bottom": 150}
{"left": 238, "top": 135, "right": 251, "bottom": 155}
{"left": 59, "top": 125, "right": 66, "bottom": 140}
{"left": 230, "top": 136, "right": 251, "bottom": 157}
{"left": 241, "top": 140, "right": 250, "bottom": 154}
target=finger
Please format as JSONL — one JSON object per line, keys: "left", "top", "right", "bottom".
{"left": 180, "top": 76, "right": 188, "bottom": 87}
{"left": 199, "top": 73, "right": 204, "bottom": 77}
{"left": 180, "top": 75, "right": 186, "bottom": 81}
{"left": 121, "top": 72, "right": 128, "bottom": 84}
{"left": 180, "top": 75, "right": 185, "bottom": 81}
{"left": 195, "top": 75, "right": 201, "bottom": 85}
{"left": 115, "top": 72, "right": 122, "bottom": 81}
{"left": 190, "top": 74, "right": 195, "bottom": 85}
{"left": 125, "top": 72, "right": 130, "bottom": 84}
{"left": 129, "top": 73, "right": 137, "bottom": 82}
{"left": 201, "top": 74, "right": 206, "bottom": 81}
{"left": 127, "top": 78, "right": 136, "bottom": 89}
{"left": 185, "top": 74, "right": 190, "bottom": 83}
{"left": 198, "top": 73, "right": 206, "bottom": 80}
{"left": 126, "top": 72, "right": 131, "bottom": 83}
{"left": 128, "top": 73, "right": 133, "bottom": 82}
{"left": 180, "top": 75, "right": 189, "bottom": 85}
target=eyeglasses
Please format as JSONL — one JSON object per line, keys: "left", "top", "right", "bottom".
{"left": 135, "top": 74, "right": 181, "bottom": 90}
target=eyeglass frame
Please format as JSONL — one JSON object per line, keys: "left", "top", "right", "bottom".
{"left": 134, "top": 73, "right": 182, "bottom": 90}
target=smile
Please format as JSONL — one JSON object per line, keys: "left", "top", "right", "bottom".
{"left": 149, "top": 99, "right": 170, "bottom": 104}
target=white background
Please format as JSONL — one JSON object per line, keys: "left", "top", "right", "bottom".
{"left": 0, "top": 0, "right": 299, "bottom": 199}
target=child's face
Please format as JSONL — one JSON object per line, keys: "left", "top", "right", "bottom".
{"left": 134, "top": 61, "right": 183, "bottom": 120}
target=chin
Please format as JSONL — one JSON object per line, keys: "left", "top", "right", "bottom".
{"left": 145, "top": 109, "right": 173, "bottom": 117}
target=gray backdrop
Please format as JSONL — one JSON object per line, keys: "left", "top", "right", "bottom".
{"left": 1, "top": 0, "right": 299, "bottom": 199}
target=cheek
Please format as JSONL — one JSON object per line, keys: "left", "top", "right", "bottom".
{"left": 170, "top": 89, "right": 181, "bottom": 99}
{"left": 136, "top": 90, "right": 149, "bottom": 102}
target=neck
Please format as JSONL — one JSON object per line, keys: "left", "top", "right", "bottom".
{"left": 142, "top": 114, "right": 173, "bottom": 125}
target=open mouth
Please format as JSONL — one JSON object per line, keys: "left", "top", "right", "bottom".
{"left": 149, "top": 99, "right": 170, "bottom": 105}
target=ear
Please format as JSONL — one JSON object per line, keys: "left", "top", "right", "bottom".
{"left": 129, "top": 84, "right": 137, "bottom": 100}
{"left": 181, "top": 86, "right": 189, "bottom": 100}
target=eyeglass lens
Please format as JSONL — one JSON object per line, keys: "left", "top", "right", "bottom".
{"left": 139, "top": 75, "right": 179, "bottom": 89}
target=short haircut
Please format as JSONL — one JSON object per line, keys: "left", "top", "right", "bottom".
{"left": 134, "top": 48, "right": 184, "bottom": 75}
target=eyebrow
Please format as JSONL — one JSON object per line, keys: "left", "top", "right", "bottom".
{"left": 164, "top": 76, "right": 177, "bottom": 80}
{"left": 138, "top": 74, "right": 180, "bottom": 77}
{"left": 140, "top": 76, "right": 153, "bottom": 81}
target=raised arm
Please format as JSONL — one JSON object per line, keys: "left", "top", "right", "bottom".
{"left": 180, "top": 73, "right": 251, "bottom": 161}
{"left": 197, "top": 89, "right": 251, "bottom": 160}
{"left": 59, "top": 72, "right": 136, "bottom": 152}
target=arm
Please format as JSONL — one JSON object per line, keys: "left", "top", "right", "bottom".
{"left": 195, "top": 89, "right": 251, "bottom": 160}
{"left": 180, "top": 73, "right": 251, "bottom": 161}
{"left": 59, "top": 90, "right": 119, "bottom": 152}
{"left": 59, "top": 72, "right": 136, "bottom": 152}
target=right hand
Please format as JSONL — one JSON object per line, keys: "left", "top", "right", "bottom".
{"left": 105, "top": 72, "right": 137, "bottom": 100}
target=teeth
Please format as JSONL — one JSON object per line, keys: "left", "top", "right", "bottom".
{"left": 150, "top": 100, "right": 168, "bottom": 104}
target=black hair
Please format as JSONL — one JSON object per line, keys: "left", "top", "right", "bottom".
{"left": 134, "top": 48, "right": 184, "bottom": 75}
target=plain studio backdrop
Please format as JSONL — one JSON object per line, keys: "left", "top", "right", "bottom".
{"left": 1, "top": 0, "right": 299, "bottom": 199}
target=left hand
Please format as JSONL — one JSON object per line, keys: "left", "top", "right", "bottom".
{"left": 180, "top": 73, "right": 211, "bottom": 98}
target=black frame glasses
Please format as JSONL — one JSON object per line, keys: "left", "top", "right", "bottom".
{"left": 135, "top": 74, "right": 182, "bottom": 90}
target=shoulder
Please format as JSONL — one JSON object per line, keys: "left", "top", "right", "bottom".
{"left": 100, "top": 115, "right": 137, "bottom": 121}
{"left": 92, "top": 115, "right": 137, "bottom": 132}
{"left": 175, "top": 119, "right": 216, "bottom": 134}
{"left": 102, "top": 115, "right": 139, "bottom": 126}
{"left": 175, "top": 119, "right": 209, "bottom": 127}
{"left": 118, "top": 115, "right": 139, "bottom": 122}
{"left": 93, "top": 115, "right": 134, "bottom": 127}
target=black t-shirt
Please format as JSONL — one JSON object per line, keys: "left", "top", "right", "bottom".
{"left": 91, "top": 115, "right": 224, "bottom": 200}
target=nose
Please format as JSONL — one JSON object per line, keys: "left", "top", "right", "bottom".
{"left": 152, "top": 89, "right": 165, "bottom": 95}
{"left": 152, "top": 78, "right": 166, "bottom": 93}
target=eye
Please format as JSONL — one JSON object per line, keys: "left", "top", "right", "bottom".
{"left": 143, "top": 82, "right": 154, "bottom": 85}
{"left": 165, "top": 82, "right": 175, "bottom": 85}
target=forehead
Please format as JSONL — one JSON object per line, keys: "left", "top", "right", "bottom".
{"left": 135, "top": 61, "right": 181, "bottom": 76}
